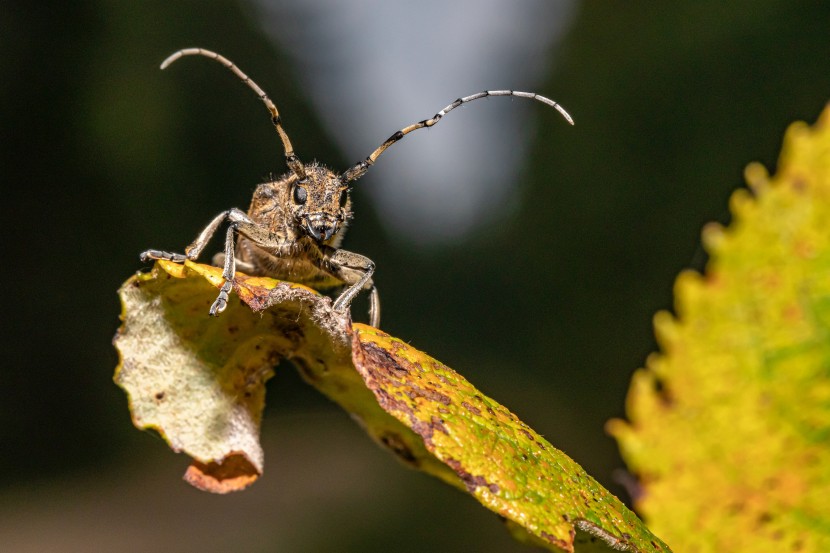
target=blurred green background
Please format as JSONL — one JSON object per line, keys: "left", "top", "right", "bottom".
{"left": 2, "top": 1, "right": 829, "bottom": 551}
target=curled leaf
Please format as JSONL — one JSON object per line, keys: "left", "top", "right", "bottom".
{"left": 114, "top": 260, "right": 668, "bottom": 551}
{"left": 114, "top": 260, "right": 448, "bottom": 493}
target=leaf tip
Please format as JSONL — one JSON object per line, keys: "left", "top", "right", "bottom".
{"left": 183, "top": 452, "right": 261, "bottom": 494}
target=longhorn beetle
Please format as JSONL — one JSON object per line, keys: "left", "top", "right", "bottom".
{"left": 141, "top": 48, "right": 574, "bottom": 328}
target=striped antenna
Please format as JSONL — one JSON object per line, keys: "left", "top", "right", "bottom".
{"left": 341, "top": 90, "right": 573, "bottom": 183}
{"left": 161, "top": 48, "right": 306, "bottom": 179}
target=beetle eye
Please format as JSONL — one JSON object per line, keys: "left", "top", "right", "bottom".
{"left": 339, "top": 191, "right": 349, "bottom": 207}
{"left": 293, "top": 185, "right": 307, "bottom": 204}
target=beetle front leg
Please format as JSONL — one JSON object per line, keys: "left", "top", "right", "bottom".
{"left": 207, "top": 208, "right": 267, "bottom": 316}
{"left": 139, "top": 249, "right": 187, "bottom": 263}
{"left": 209, "top": 224, "right": 237, "bottom": 316}
{"left": 327, "top": 248, "right": 380, "bottom": 327}
{"left": 185, "top": 210, "right": 234, "bottom": 259}
{"left": 141, "top": 208, "right": 268, "bottom": 317}
{"left": 140, "top": 210, "right": 231, "bottom": 263}
{"left": 209, "top": 209, "right": 290, "bottom": 316}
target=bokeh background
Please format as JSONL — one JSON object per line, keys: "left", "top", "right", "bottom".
{"left": 2, "top": 2, "right": 830, "bottom": 551}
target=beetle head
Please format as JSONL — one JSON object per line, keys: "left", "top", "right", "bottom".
{"left": 289, "top": 164, "right": 351, "bottom": 243}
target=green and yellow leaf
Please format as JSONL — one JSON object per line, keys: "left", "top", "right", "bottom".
{"left": 608, "top": 105, "right": 830, "bottom": 552}
{"left": 114, "top": 260, "right": 668, "bottom": 552}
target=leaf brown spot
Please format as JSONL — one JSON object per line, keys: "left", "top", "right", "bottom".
{"left": 430, "top": 415, "right": 448, "bottom": 435}
{"left": 406, "top": 384, "right": 451, "bottom": 405}
{"left": 361, "top": 341, "right": 408, "bottom": 374}
{"left": 445, "top": 457, "right": 499, "bottom": 494}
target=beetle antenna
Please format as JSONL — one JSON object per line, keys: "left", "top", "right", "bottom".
{"left": 161, "top": 48, "right": 306, "bottom": 179}
{"left": 340, "top": 90, "right": 573, "bottom": 183}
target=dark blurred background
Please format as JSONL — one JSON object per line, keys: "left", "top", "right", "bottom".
{"left": 2, "top": 1, "right": 829, "bottom": 551}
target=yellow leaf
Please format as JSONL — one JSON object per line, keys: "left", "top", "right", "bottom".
{"left": 609, "top": 105, "right": 830, "bottom": 551}
{"left": 114, "top": 260, "right": 669, "bottom": 551}
{"left": 352, "top": 325, "right": 670, "bottom": 552}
